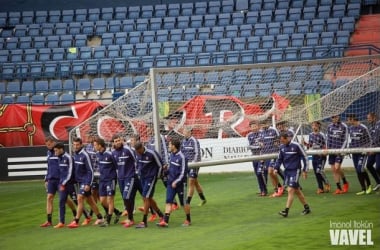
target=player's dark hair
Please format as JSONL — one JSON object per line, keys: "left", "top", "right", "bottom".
{"left": 280, "top": 132, "right": 289, "bottom": 139}
{"left": 94, "top": 138, "right": 106, "bottom": 148}
{"left": 73, "top": 137, "right": 82, "bottom": 144}
{"left": 170, "top": 138, "right": 181, "bottom": 150}
{"left": 45, "top": 136, "right": 56, "bottom": 142}
{"left": 134, "top": 141, "right": 144, "bottom": 151}
{"left": 347, "top": 113, "right": 358, "bottom": 121}
{"left": 53, "top": 142, "right": 65, "bottom": 149}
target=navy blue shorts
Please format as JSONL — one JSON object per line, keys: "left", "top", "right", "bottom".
{"left": 99, "top": 179, "right": 116, "bottom": 196}
{"left": 328, "top": 154, "right": 344, "bottom": 165}
{"left": 284, "top": 169, "right": 301, "bottom": 188}
{"left": 140, "top": 176, "right": 157, "bottom": 198}
{"left": 166, "top": 181, "right": 187, "bottom": 206}
{"left": 78, "top": 182, "right": 92, "bottom": 197}
{"left": 189, "top": 168, "right": 200, "bottom": 178}
{"left": 46, "top": 179, "right": 60, "bottom": 195}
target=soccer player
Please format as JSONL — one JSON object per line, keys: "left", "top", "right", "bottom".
{"left": 260, "top": 119, "right": 284, "bottom": 197}
{"left": 94, "top": 138, "right": 118, "bottom": 227}
{"left": 146, "top": 125, "right": 179, "bottom": 210}
{"left": 326, "top": 115, "right": 349, "bottom": 194}
{"left": 373, "top": 116, "right": 380, "bottom": 189}
{"left": 111, "top": 134, "right": 139, "bottom": 228}
{"left": 247, "top": 120, "right": 267, "bottom": 196}
{"left": 67, "top": 138, "right": 104, "bottom": 228}
{"left": 276, "top": 121, "right": 295, "bottom": 139}
{"left": 275, "top": 133, "right": 311, "bottom": 217}
{"left": 366, "top": 112, "right": 380, "bottom": 191}
{"left": 134, "top": 141, "right": 165, "bottom": 228}
{"left": 40, "top": 137, "right": 77, "bottom": 227}
{"left": 303, "top": 121, "right": 330, "bottom": 194}
{"left": 53, "top": 142, "right": 75, "bottom": 228}
{"left": 347, "top": 114, "right": 372, "bottom": 195}
{"left": 158, "top": 138, "right": 191, "bottom": 227}
{"left": 181, "top": 127, "right": 207, "bottom": 206}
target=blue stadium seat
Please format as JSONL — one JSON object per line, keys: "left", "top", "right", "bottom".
{"left": 197, "top": 52, "right": 211, "bottom": 66}
{"left": 211, "top": 26, "right": 224, "bottom": 39}
{"left": 62, "top": 9, "right": 74, "bottom": 23}
{"left": 347, "top": 3, "right": 360, "bottom": 18}
{"left": 161, "top": 41, "right": 174, "bottom": 55}
{"left": 120, "top": 44, "right": 135, "bottom": 58}
{"left": 39, "top": 48, "right": 52, "bottom": 62}
{"left": 16, "top": 63, "right": 29, "bottom": 79}
{"left": 197, "top": 27, "right": 210, "bottom": 40}
{"left": 254, "top": 23, "right": 267, "bottom": 36}
{"left": 141, "top": 56, "right": 154, "bottom": 71}
{"left": 2, "top": 95, "right": 15, "bottom": 104}
{"left": 341, "top": 16, "right": 355, "bottom": 31}
{"left": 209, "top": 1, "right": 221, "bottom": 14}
{"left": 120, "top": 76, "right": 134, "bottom": 90}
{"left": 326, "top": 18, "right": 340, "bottom": 32}
{"left": 41, "top": 23, "right": 54, "bottom": 36}
{"left": 262, "top": 35, "right": 274, "bottom": 49}
{"left": 225, "top": 25, "right": 238, "bottom": 38}
{"left": 249, "top": 0, "right": 262, "bottom": 11}
{"left": 155, "top": 30, "right": 168, "bottom": 43}
{"left": 24, "top": 49, "right": 37, "bottom": 62}
{"left": 31, "top": 94, "right": 45, "bottom": 104}
{"left": 222, "top": 0, "right": 234, "bottom": 12}
{"left": 10, "top": 49, "right": 23, "bottom": 63}
{"left": 336, "top": 30, "right": 350, "bottom": 46}
{"left": 320, "top": 32, "right": 335, "bottom": 45}
{"left": 309, "top": 65, "right": 324, "bottom": 80}
{"left": 99, "top": 58, "right": 112, "bottom": 74}
{"left": 240, "top": 50, "right": 254, "bottom": 64}
{"left": 282, "top": 21, "right": 296, "bottom": 34}
{"left": 204, "top": 14, "right": 217, "bottom": 27}
{"left": 297, "top": 20, "right": 310, "bottom": 33}
{"left": 180, "top": 2, "right": 193, "bottom": 16}
{"left": 260, "top": 10, "right": 273, "bottom": 23}
{"left": 0, "top": 50, "right": 8, "bottom": 63}
{"left": 247, "top": 36, "right": 261, "bottom": 50}
{"left": 177, "top": 41, "right": 190, "bottom": 54}
{"left": 60, "top": 34, "right": 73, "bottom": 48}
{"left": 191, "top": 15, "right": 203, "bottom": 29}
{"left": 105, "top": 77, "right": 118, "bottom": 93}
{"left": 270, "top": 48, "right": 284, "bottom": 62}
{"left": 115, "top": 32, "right": 127, "bottom": 45}
{"left": 7, "top": 81, "right": 21, "bottom": 95}
{"left": 332, "top": 4, "right": 346, "bottom": 19}
{"left": 109, "top": 20, "right": 121, "bottom": 33}
{"left": 243, "top": 83, "right": 257, "bottom": 97}
{"left": 45, "top": 93, "right": 60, "bottom": 105}
{"left": 8, "top": 11, "right": 20, "bottom": 26}
{"left": 60, "top": 93, "right": 75, "bottom": 104}
{"left": 156, "top": 55, "right": 169, "bottom": 67}
{"left": 95, "top": 20, "right": 108, "bottom": 36}
{"left": 122, "top": 19, "right": 134, "bottom": 32}
{"left": 102, "top": 33, "right": 114, "bottom": 46}
{"left": 113, "top": 58, "right": 127, "bottom": 74}
{"left": 21, "top": 80, "right": 34, "bottom": 96}
{"left": 233, "top": 37, "right": 246, "bottom": 51}
{"left": 44, "top": 61, "right": 58, "bottom": 78}
{"left": 72, "top": 60, "right": 85, "bottom": 75}
{"left": 135, "top": 43, "right": 148, "bottom": 56}
{"left": 168, "top": 54, "right": 182, "bottom": 67}
{"left": 311, "top": 19, "right": 325, "bottom": 33}
{"left": 49, "top": 79, "right": 63, "bottom": 93}
{"left": 154, "top": 4, "right": 167, "bottom": 18}
{"left": 294, "top": 66, "right": 308, "bottom": 81}
{"left": 232, "top": 12, "right": 245, "bottom": 25}
{"left": 128, "top": 6, "right": 140, "bottom": 19}
{"left": 141, "top": 5, "right": 153, "bottom": 18}
{"left": 80, "top": 47, "right": 93, "bottom": 60}
{"left": 268, "top": 22, "right": 281, "bottom": 36}
{"left": 77, "top": 78, "right": 91, "bottom": 96}
{"left": 274, "top": 9, "right": 287, "bottom": 22}
{"left": 59, "top": 61, "right": 71, "bottom": 78}
{"left": 218, "top": 13, "right": 231, "bottom": 26}
{"left": 68, "top": 22, "right": 81, "bottom": 35}
{"left": 74, "top": 34, "right": 87, "bottom": 47}
{"left": 317, "top": 5, "right": 331, "bottom": 19}
{"left": 305, "top": 32, "right": 320, "bottom": 46}
{"left": 318, "top": 80, "right": 332, "bottom": 95}
{"left": 288, "top": 8, "right": 302, "bottom": 21}
{"left": 55, "top": 23, "right": 68, "bottom": 36}
{"left": 255, "top": 49, "right": 269, "bottom": 63}
{"left": 142, "top": 30, "right": 155, "bottom": 43}
{"left": 14, "top": 24, "right": 27, "bottom": 37}
{"left": 85, "top": 59, "right": 99, "bottom": 75}
{"left": 35, "top": 80, "right": 49, "bottom": 95}
{"left": 276, "top": 34, "right": 290, "bottom": 48}
{"left": 183, "top": 54, "right": 196, "bottom": 66}
{"left": 291, "top": 33, "right": 305, "bottom": 47}
{"left": 114, "top": 6, "right": 127, "bottom": 20}
{"left": 5, "top": 37, "right": 18, "bottom": 50}
{"left": 93, "top": 46, "right": 106, "bottom": 59}
{"left": 19, "top": 36, "right": 32, "bottom": 49}
{"left": 52, "top": 48, "right": 64, "bottom": 61}
{"left": 246, "top": 11, "right": 259, "bottom": 25}
{"left": 219, "top": 38, "right": 232, "bottom": 52}
{"left": 150, "top": 18, "right": 162, "bottom": 31}
{"left": 299, "top": 47, "right": 314, "bottom": 60}
{"left": 304, "top": 0, "right": 318, "bottom": 7}
{"left": 177, "top": 16, "right": 190, "bottom": 29}
{"left": 148, "top": 42, "right": 161, "bottom": 56}
{"left": 75, "top": 9, "right": 88, "bottom": 22}
{"left": 62, "top": 79, "right": 75, "bottom": 92}
{"left": 21, "top": 11, "right": 34, "bottom": 24}
{"left": 107, "top": 45, "right": 120, "bottom": 58}
{"left": 277, "top": 0, "right": 290, "bottom": 9}
{"left": 303, "top": 6, "right": 316, "bottom": 20}
{"left": 263, "top": 0, "right": 276, "bottom": 10}
{"left": 211, "top": 52, "right": 225, "bottom": 65}
{"left": 204, "top": 39, "right": 218, "bottom": 53}
{"left": 284, "top": 48, "right": 299, "bottom": 61}
{"left": 183, "top": 28, "right": 196, "bottom": 41}
{"left": 288, "top": 81, "right": 303, "bottom": 95}
{"left": 240, "top": 24, "right": 253, "bottom": 37}
{"left": 66, "top": 47, "right": 78, "bottom": 60}
{"left": 32, "top": 36, "right": 45, "bottom": 49}
{"left": 195, "top": 2, "right": 207, "bottom": 15}
{"left": 136, "top": 18, "right": 149, "bottom": 32}
{"left": 101, "top": 7, "right": 114, "bottom": 21}
{"left": 30, "top": 62, "right": 43, "bottom": 79}
{"left": 91, "top": 77, "right": 105, "bottom": 96}
{"left": 191, "top": 40, "right": 204, "bottom": 53}
{"left": 15, "top": 95, "right": 30, "bottom": 104}
{"left": 128, "top": 31, "right": 141, "bottom": 44}
{"left": 278, "top": 66, "right": 292, "bottom": 82}
{"left": 89, "top": 9, "right": 101, "bottom": 22}
{"left": 35, "top": 10, "right": 48, "bottom": 24}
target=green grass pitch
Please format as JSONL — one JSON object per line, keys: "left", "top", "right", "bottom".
{"left": 0, "top": 170, "right": 379, "bottom": 250}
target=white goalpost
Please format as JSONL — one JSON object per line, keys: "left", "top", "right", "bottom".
{"left": 69, "top": 55, "right": 380, "bottom": 169}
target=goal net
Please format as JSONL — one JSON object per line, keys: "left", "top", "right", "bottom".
{"left": 69, "top": 55, "right": 380, "bottom": 167}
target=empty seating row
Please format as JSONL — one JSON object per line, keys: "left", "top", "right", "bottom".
{"left": 0, "top": 92, "right": 75, "bottom": 105}
{"left": 0, "top": 46, "right": 341, "bottom": 79}
{"left": 1, "top": 34, "right": 87, "bottom": 49}
{"left": 0, "top": 31, "right": 351, "bottom": 65}
{"left": 2, "top": 8, "right": 358, "bottom": 39}
{"left": 0, "top": 1, "right": 361, "bottom": 27}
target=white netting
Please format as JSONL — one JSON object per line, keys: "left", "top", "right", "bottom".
{"left": 69, "top": 55, "right": 380, "bottom": 164}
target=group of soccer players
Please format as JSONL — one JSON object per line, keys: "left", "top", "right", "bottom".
{"left": 40, "top": 125, "right": 207, "bottom": 229}
{"left": 247, "top": 112, "right": 380, "bottom": 203}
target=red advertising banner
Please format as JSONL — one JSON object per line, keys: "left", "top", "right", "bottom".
{"left": 0, "top": 102, "right": 103, "bottom": 147}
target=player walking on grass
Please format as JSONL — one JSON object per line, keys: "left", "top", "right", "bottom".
{"left": 247, "top": 120, "right": 267, "bottom": 196}
{"left": 158, "top": 138, "right": 191, "bottom": 227}
{"left": 261, "top": 119, "right": 284, "bottom": 197}
{"left": 134, "top": 141, "right": 165, "bottom": 228}
{"left": 275, "top": 133, "right": 311, "bottom": 218}
{"left": 94, "top": 138, "right": 120, "bottom": 227}
{"left": 53, "top": 143, "right": 75, "bottom": 228}
{"left": 303, "top": 121, "right": 331, "bottom": 194}
{"left": 40, "top": 137, "right": 77, "bottom": 228}
{"left": 366, "top": 112, "right": 380, "bottom": 191}
{"left": 181, "top": 127, "right": 207, "bottom": 206}
{"left": 111, "top": 134, "right": 139, "bottom": 228}
{"left": 326, "top": 115, "right": 349, "bottom": 194}
{"left": 67, "top": 138, "right": 104, "bottom": 228}
{"left": 346, "top": 114, "right": 373, "bottom": 195}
